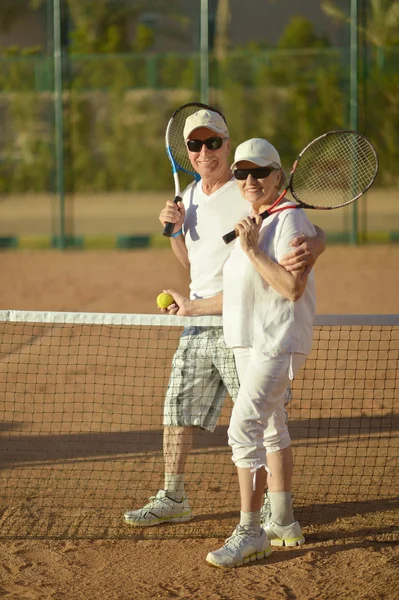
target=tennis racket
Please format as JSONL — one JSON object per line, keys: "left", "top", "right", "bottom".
{"left": 163, "top": 102, "right": 228, "bottom": 237}
{"left": 222, "top": 130, "right": 379, "bottom": 244}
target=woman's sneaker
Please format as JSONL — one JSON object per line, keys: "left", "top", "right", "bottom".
{"left": 123, "top": 490, "right": 192, "bottom": 526}
{"left": 206, "top": 525, "right": 272, "bottom": 568}
{"left": 262, "top": 520, "right": 305, "bottom": 546}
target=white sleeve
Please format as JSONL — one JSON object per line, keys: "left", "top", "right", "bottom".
{"left": 274, "top": 210, "right": 317, "bottom": 263}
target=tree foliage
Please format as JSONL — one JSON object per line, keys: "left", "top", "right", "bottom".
{"left": 0, "top": 10, "right": 397, "bottom": 192}
{"left": 277, "top": 15, "right": 331, "bottom": 49}
{"left": 321, "top": 0, "right": 399, "bottom": 47}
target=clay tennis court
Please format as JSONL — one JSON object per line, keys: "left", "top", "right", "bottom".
{"left": 0, "top": 244, "right": 398, "bottom": 599}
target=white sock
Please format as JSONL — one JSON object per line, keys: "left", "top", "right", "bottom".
{"left": 239, "top": 510, "right": 261, "bottom": 536}
{"left": 269, "top": 491, "right": 294, "bottom": 526}
{"left": 164, "top": 473, "right": 185, "bottom": 501}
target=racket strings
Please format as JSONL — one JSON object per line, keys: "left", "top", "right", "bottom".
{"left": 291, "top": 132, "right": 378, "bottom": 208}
{"left": 168, "top": 106, "right": 204, "bottom": 174}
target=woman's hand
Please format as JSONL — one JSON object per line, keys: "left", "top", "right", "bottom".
{"left": 236, "top": 215, "right": 263, "bottom": 255}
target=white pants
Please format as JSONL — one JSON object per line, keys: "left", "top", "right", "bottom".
{"left": 228, "top": 349, "right": 307, "bottom": 469}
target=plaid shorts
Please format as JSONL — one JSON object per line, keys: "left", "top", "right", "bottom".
{"left": 163, "top": 326, "right": 239, "bottom": 432}
{"left": 164, "top": 327, "right": 292, "bottom": 433}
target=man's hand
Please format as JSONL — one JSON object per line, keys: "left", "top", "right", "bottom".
{"left": 159, "top": 200, "right": 185, "bottom": 235}
{"left": 279, "top": 227, "right": 326, "bottom": 277}
{"left": 160, "top": 289, "right": 191, "bottom": 316}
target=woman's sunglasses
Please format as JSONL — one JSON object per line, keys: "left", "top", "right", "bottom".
{"left": 187, "top": 137, "right": 227, "bottom": 152}
{"left": 234, "top": 166, "right": 276, "bottom": 180}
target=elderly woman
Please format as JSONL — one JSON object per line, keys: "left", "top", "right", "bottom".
{"left": 206, "top": 138, "right": 316, "bottom": 568}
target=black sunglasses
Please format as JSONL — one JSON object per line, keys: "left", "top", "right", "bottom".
{"left": 187, "top": 137, "right": 227, "bottom": 152}
{"left": 234, "top": 166, "right": 276, "bottom": 180}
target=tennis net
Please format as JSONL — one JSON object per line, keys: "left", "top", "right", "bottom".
{"left": 0, "top": 311, "right": 398, "bottom": 541}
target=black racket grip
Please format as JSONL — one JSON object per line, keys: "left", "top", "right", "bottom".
{"left": 222, "top": 209, "right": 271, "bottom": 245}
{"left": 163, "top": 196, "right": 182, "bottom": 237}
{"left": 222, "top": 229, "right": 238, "bottom": 244}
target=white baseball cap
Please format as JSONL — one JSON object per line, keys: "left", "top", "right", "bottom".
{"left": 183, "top": 109, "right": 229, "bottom": 140}
{"left": 231, "top": 138, "right": 282, "bottom": 170}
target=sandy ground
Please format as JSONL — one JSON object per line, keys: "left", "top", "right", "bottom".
{"left": 0, "top": 245, "right": 398, "bottom": 600}
{"left": 1, "top": 245, "right": 399, "bottom": 315}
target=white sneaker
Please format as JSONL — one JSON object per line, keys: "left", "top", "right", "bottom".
{"left": 263, "top": 520, "right": 305, "bottom": 547}
{"left": 206, "top": 525, "right": 272, "bottom": 568}
{"left": 123, "top": 490, "right": 192, "bottom": 526}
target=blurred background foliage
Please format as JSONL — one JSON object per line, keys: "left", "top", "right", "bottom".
{"left": 0, "top": 0, "right": 398, "bottom": 193}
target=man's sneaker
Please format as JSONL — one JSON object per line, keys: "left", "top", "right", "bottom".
{"left": 262, "top": 520, "right": 305, "bottom": 547}
{"left": 206, "top": 525, "right": 273, "bottom": 568}
{"left": 123, "top": 490, "right": 192, "bottom": 526}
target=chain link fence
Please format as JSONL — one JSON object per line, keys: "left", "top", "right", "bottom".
{"left": 0, "top": 47, "right": 398, "bottom": 246}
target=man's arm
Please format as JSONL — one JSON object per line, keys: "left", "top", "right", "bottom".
{"left": 159, "top": 200, "right": 189, "bottom": 269}
{"left": 279, "top": 225, "right": 326, "bottom": 276}
{"left": 170, "top": 234, "right": 190, "bottom": 269}
{"left": 160, "top": 290, "right": 223, "bottom": 316}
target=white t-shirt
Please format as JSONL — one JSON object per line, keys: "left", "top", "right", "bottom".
{"left": 223, "top": 203, "right": 316, "bottom": 356}
{"left": 182, "top": 179, "right": 249, "bottom": 299}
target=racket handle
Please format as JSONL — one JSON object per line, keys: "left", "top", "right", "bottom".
{"left": 163, "top": 196, "right": 182, "bottom": 238}
{"left": 222, "top": 229, "right": 238, "bottom": 244}
{"left": 259, "top": 209, "right": 271, "bottom": 220}
{"left": 222, "top": 210, "right": 271, "bottom": 245}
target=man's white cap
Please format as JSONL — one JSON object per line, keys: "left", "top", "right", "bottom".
{"left": 183, "top": 109, "right": 229, "bottom": 140}
{"left": 231, "top": 138, "right": 282, "bottom": 170}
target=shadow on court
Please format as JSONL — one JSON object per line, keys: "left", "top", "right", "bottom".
{"left": 1, "top": 417, "right": 397, "bottom": 465}
{"left": 190, "top": 496, "right": 399, "bottom": 527}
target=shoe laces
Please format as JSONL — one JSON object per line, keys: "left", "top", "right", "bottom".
{"left": 223, "top": 525, "right": 258, "bottom": 554}
{"left": 143, "top": 492, "right": 171, "bottom": 510}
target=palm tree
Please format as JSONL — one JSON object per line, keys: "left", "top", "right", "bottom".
{"left": 322, "top": 0, "right": 399, "bottom": 69}
{"left": 321, "top": 0, "right": 399, "bottom": 49}
{"left": 214, "top": 0, "right": 231, "bottom": 62}
{"left": 0, "top": 0, "right": 185, "bottom": 53}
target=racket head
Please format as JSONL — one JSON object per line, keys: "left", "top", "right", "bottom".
{"left": 165, "top": 102, "right": 227, "bottom": 181}
{"left": 290, "top": 130, "right": 379, "bottom": 209}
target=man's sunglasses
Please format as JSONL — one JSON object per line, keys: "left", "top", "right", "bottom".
{"left": 187, "top": 137, "right": 227, "bottom": 152}
{"left": 233, "top": 166, "right": 276, "bottom": 180}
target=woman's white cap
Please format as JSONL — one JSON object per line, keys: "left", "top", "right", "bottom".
{"left": 231, "top": 138, "right": 282, "bottom": 170}
{"left": 183, "top": 109, "right": 229, "bottom": 140}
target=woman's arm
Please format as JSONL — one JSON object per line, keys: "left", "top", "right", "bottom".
{"left": 236, "top": 215, "right": 310, "bottom": 302}
{"left": 279, "top": 225, "right": 326, "bottom": 275}
{"left": 246, "top": 248, "right": 308, "bottom": 302}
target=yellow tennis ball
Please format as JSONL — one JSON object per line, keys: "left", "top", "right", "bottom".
{"left": 156, "top": 292, "right": 174, "bottom": 309}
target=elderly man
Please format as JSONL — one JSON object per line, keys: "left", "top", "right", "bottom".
{"left": 124, "top": 109, "right": 325, "bottom": 546}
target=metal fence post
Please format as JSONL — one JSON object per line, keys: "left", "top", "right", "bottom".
{"left": 200, "top": 0, "right": 209, "bottom": 104}
{"left": 53, "top": 0, "right": 66, "bottom": 249}
{"left": 349, "top": 0, "right": 359, "bottom": 245}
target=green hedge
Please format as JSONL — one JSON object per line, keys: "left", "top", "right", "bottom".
{"left": 0, "top": 48, "right": 398, "bottom": 192}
